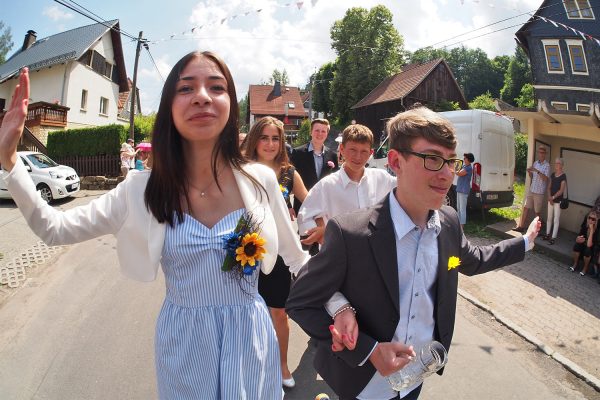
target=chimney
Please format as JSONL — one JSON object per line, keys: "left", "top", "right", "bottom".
{"left": 272, "top": 81, "right": 281, "bottom": 97}
{"left": 22, "top": 30, "right": 37, "bottom": 51}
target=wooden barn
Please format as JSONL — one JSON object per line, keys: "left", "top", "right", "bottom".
{"left": 352, "top": 58, "right": 468, "bottom": 142}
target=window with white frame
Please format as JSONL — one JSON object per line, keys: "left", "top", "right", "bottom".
{"left": 563, "top": 0, "right": 595, "bottom": 19}
{"left": 80, "top": 89, "right": 88, "bottom": 110}
{"left": 566, "top": 40, "right": 588, "bottom": 74}
{"left": 576, "top": 104, "right": 591, "bottom": 113}
{"left": 542, "top": 40, "right": 564, "bottom": 73}
{"left": 99, "top": 97, "right": 109, "bottom": 115}
{"left": 551, "top": 101, "right": 568, "bottom": 111}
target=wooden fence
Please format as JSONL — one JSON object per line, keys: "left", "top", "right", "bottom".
{"left": 55, "top": 155, "right": 121, "bottom": 177}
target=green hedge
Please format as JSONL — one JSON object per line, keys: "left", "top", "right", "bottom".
{"left": 48, "top": 124, "right": 129, "bottom": 158}
{"left": 515, "top": 132, "right": 528, "bottom": 178}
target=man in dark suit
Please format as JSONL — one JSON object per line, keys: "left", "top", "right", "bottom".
{"left": 287, "top": 107, "right": 541, "bottom": 400}
{"left": 290, "top": 118, "right": 339, "bottom": 216}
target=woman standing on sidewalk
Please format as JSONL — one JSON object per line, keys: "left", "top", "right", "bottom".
{"left": 0, "top": 53, "right": 309, "bottom": 399}
{"left": 543, "top": 158, "right": 566, "bottom": 245}
{"left": 242, "top": 116, "right": 309, "bottom": 389}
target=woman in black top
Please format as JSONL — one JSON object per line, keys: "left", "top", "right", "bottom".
{"left": 543, "top": 158, "right": 567, "bottom": 244}
{"left": 570, "top": 211, "right": 599, "bottom": 276}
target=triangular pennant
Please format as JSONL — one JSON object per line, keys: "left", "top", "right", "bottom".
{"left": 191, "top": 27, "right": 196, "bottom": 33}
{"left": 311, "top": 0, "right": 318, "bottom": 6}
{"left": 297, "top": 2, "right": 304, "bottom": 9}
{"left": 221, "top": 17, "right": 227, "bottom": 24}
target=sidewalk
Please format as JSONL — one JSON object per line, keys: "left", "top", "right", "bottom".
{"left": 457, "top": 221, "right": 600, "bottom": 391}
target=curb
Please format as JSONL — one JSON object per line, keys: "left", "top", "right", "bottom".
{"left": 457, "top": 288, "right": 600, "bottom": 393}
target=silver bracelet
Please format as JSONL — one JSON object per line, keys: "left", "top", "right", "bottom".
{"left": 333, "top": 305, "right": 356, "bottom": 320}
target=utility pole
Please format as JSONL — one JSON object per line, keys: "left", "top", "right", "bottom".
{"left": 309, "top": 72, "right": 314, "bottom": 121}
{"left": 129, "top": 31, "right": 143, "bottom": 141}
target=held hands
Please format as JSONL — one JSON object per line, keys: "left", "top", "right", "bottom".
{"left": 368, "top": 342, "right": 416, "bottom": 377}
{"left": 300, "top": 225, "right": 325, "bottom": 246}
{"left": 0, "top": 68, "right": 29, "bottom": 170}
{"left": 329, "top": 307, "right": 359, "bottom": 352}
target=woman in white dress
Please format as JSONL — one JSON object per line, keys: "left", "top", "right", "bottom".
{"left": 0, "top": 51, "right": 309, "bottom": 399}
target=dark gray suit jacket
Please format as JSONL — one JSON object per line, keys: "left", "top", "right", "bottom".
{"left": 286, "top": 195, "right": 525, "bottom": 399}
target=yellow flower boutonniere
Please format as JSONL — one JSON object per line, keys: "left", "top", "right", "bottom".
{"left": 448, "top": 256, "right": 461, "bottom": 271}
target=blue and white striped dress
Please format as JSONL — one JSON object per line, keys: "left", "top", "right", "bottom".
{"left": 155, "top": 209, "right": 282, "bottom": 399}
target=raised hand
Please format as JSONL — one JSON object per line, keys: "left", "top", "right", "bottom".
{"left": 0, "top": 68, "right": 29, "bottom": 171}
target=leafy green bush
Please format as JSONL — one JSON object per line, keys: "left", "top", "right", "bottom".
{"left": 294, "top": 119, "right": 311, "bottom": 147}
{"left": 134, "top": 113, "right": 155, "bottom": 141}
{"left": 47, "top": 124, "right": 127, "bottom": 158}
{"left": 514, "top": 132, "right": 528, "bottom": 178}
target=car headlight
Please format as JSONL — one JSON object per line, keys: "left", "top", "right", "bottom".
{"left": 49, "top": 171, "right": 64, "bottom": 179}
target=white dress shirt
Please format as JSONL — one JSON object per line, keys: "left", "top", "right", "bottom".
{"left": 297, "top": 166, "right": 397, "bottom": 234}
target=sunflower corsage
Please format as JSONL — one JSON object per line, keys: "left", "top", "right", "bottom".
{"left": 222, "top": 212, "right": 267, "bottom": 276}
{"left": 280, "top": 184, "right": 290, "bottom": 200}
{"left": 448, "top": 256, "right": 461, "bottom": 271}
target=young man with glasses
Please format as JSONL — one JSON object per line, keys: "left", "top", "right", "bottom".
{"left": 287, "top": 107, "right": 541, "bottom": 400}
{"left": 515, "top": 146, "right": 550, "bottom": 232}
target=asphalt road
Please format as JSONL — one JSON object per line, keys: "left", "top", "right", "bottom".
{"left": 0, "top": 192, "right": 596, "bottom": 399}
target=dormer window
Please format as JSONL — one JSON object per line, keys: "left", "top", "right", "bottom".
{"left": 287, "top": 101, "right": 295, "bottom": 109}
{"left": 563, "top": 0, "right": 595, "bottom": 19}
{"left": 576, "top": 104, "right": 591, "bottom": 113}
{"left": 566, "top": 40, "right": 588, "bottom": 75}
{"left": 551, "top": 101, "right": 568, "bottom": 111}
{"left": 542, "top": 40, "right": 564, "bottom": 74}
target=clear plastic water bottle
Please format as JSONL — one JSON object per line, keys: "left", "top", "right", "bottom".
{"left": 387, "top": 340, "right": 448, "bottom": 391}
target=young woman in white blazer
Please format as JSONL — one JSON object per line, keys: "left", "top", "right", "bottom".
{"left": 0, "top": 52, "right": 309, "bottom": 399}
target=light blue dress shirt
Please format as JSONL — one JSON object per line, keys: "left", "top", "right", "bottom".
{"left": 308, "top": 141, "right": 324, "bottom": 178}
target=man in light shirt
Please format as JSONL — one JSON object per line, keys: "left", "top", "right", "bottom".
{"left": 515, "top": 145, "right": 550, "bottom": 232}
{"left": 297, "top": 124, "right": 396, "bottom": 247}
{"left": 288, "top": 107, "right": 541, "bottom": 400}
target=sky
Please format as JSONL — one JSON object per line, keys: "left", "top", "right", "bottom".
{"left": 3, "top": 0, "right": 543, "bottom": 113}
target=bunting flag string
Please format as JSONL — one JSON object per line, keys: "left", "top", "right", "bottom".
{"left": 458, "top": 0, "right": 599, "bottom": 48}
{"left": 534, "top": 14, "right": 599, "bottom": 46}
{"left": 147, "top": 0, "right": 315, "bottom": 45}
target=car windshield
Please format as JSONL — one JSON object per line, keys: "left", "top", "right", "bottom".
{"left": 25, "top": 153, "right": 58, "bottom": 169}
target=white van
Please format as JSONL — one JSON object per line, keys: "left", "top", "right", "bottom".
{"left": 372, "top": 109, "right": 515, "bottom": 210}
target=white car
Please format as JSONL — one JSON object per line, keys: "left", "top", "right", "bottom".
{"left": 0, "top": 151, "right": 80, "bottom": 203}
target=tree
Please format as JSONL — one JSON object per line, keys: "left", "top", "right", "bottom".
{"left": 133, "top": 113, "right": 156, "bottom": 142}
{"left": 500, "top": 46, "right": 532, "bottom": 106}
{"left": 409, "top": 46, "right": 505, "bottom": 101}
{"left": 515, "top": 83, "right": 535, "bottom": 108}
{"left": 330, "top": 6, "right": 404, "bottom": 122}
{"left": 312, "top": 62, "right": 335, "bottom": 117}
{"left": 489, "top": 55, "right": 511, "bottom": 98}
{"left": 238, "top": 94, "right": 249, "bottom": 131}
{"left": 0, "top": 21, "right": 13, "bottom": 64}
{"left": 267, "top": 69, "right": 289, "bottom": 86}
{"left": 468, "top": 91, "right": 496, "bottom": 111}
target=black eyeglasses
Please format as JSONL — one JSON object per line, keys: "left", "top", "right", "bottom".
{"left": 396, "top": 149, "right": 464, "bottom": 173}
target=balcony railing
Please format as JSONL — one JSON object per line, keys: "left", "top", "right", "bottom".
{"left": 0, "top": 101, "right": 70, "bottom": 128}
{"left": 25, "top": 101, "right": 69, "bottom": 128}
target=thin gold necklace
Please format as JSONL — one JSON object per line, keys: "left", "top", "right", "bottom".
{"left": 190, "top": 168, "right": 223, "bottom": 198}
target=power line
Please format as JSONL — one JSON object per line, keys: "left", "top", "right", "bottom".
{"left": 144, "top": 44, "right": 165, "bottom": 83}
{"left": 52, "top": 0, "right": 139, "bottom": 42}
{"left": 63, "top": 0, "right": 139, "bottom": 40}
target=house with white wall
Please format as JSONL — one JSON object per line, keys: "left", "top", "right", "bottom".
{"left": 0, "top": 20, "right": 135, "bottom": 145}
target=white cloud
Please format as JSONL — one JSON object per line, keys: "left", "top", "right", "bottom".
{"left": 139, "top": 0, "right": 546, "bottom": 111}
{"left": 42, "top": 5, "right": 74, "bottom": 22}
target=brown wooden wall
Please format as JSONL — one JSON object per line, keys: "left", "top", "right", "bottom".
{"left": 353, "top": 64, "right": 467, "bottom": 144}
